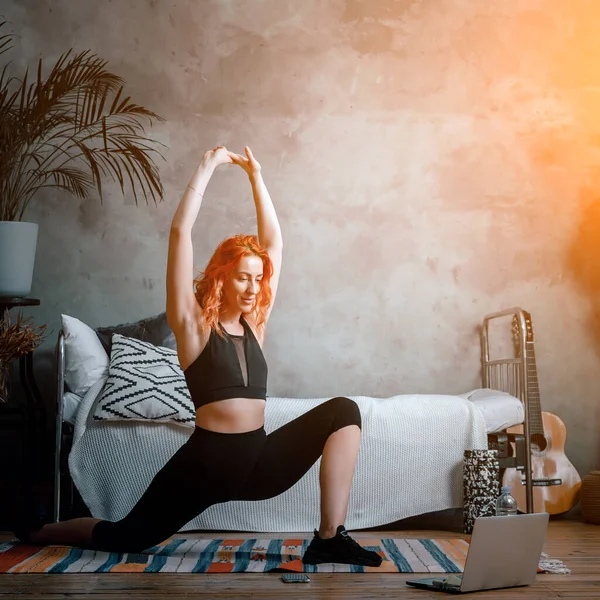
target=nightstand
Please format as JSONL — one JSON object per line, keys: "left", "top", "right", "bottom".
{"left": 0, "top": 297, "right": 49, "bottom": 526}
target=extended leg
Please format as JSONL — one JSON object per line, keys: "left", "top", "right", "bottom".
{"left": 27, "top": 517, "right": 100, "bottom": 547}
{"left": 20, "top": 430, "right": 221, "bottom": 552}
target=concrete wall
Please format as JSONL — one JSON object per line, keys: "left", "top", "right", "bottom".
{"left": 5, "top": 0, "right": 600, "bottom": 478}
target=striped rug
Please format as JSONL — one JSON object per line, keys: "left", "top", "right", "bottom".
{"left": 0, "top": 537, "right": 567, "bottom": 574}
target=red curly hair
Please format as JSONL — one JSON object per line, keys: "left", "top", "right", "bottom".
{"left": 193, "top": 234, "right": 273, "bottom": 336}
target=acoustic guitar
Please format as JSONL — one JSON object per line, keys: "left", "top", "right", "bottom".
{"left": 502, "top": 310, "right": 581, "bottom": 514}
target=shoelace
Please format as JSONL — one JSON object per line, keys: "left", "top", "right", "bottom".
{"left": 340, "top": 531, "right": 365, "bottom": 550}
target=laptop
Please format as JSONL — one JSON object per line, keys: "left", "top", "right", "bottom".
{"left": 406, "top": 512, "right": 549, "bottom": 594}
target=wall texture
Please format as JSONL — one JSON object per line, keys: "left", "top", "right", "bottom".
{"left": 5, "top": 0, "right": 600, "bottom": 477}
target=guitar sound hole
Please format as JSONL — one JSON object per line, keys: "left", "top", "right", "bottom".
{"left": 531, "top": 433, "right": 547, "bottom": 452}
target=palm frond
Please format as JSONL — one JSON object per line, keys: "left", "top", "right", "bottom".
{"left": 0, "top": 21, "right": 14, "bottom": 58}
{"left": 0, "top": 20, "right": 166, "bottom": 221}
{"left": 14, "top": 165, "right": 95, "bottom": 208}
{"left": 48, "top": 167, "right": 94, "bottom": 198}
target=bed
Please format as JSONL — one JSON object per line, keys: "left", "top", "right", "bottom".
{"left": 51, "top": 307, "right": 533, "bottom": 529}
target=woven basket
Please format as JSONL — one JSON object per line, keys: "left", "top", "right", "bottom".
{"left": 581, "top": 471, "right": 600, "bottom": 525}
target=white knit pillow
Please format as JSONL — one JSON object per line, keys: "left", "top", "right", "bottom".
{"left": 92, "top": 334, "right": 195, "bottom": 428}
{"left": 61, "top": 314, "right": 109, "bottom": 397}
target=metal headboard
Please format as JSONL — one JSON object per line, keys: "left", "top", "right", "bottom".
{"left": 480, "top": 307, "right": 533, "bottom": 513}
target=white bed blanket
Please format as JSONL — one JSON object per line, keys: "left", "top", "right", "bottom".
{"left": 69, "top": 381, "right": 488, "bottom": 532}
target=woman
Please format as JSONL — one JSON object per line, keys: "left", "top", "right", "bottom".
{"left": 16, "top": 146, "right": 381, "bottom": 567}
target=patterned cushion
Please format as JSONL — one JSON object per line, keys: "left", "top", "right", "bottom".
{"left": 92, "top": 334, "right": 195, "bottom": 427}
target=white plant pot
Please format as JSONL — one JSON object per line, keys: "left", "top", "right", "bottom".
{"left": 0, "top": 221, "right": 39, "bottom": 297}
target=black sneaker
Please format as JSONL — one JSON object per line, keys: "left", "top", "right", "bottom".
{"left": 302, "top": 525, "right": 383, "bottom": 567}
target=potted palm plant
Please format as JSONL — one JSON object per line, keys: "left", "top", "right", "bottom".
{"left": 0, "top": 21, "right": 165, "bottom": 297}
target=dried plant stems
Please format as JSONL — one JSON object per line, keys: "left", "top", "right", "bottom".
{"left": 0, "top": 309, "right": 47, "bottom": 402}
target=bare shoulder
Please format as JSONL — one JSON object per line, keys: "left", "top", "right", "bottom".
{"left": 172, "top": 306, "right": 211, "bottom": 371}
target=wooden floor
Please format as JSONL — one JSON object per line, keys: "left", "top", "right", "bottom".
{"left": 0, "top": 519, "right": 598, "bottom": 599}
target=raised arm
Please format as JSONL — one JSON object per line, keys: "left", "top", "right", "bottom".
{"left": 228, "top": 147, "right": 283, "bottom": 317}
{"left": 166, "top": 147, "right": 231, "bottom": 331}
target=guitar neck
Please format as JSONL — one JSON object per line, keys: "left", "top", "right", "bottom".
{"left": 525, "top": 338, "right": 544, "bottom": 436}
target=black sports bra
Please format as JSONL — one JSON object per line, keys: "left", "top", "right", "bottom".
{"left": 183, "top": 317, "right": 268, "bottom": 409}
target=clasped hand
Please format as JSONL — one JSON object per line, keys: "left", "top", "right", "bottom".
{"left": 204, "top": 145, "right": 261, "bottom": 177}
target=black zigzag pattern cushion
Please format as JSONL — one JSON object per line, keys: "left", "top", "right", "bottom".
{"left": 93, "top": 334, "right": 195, "bottom": 427}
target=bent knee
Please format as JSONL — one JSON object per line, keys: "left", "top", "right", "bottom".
{"left": 328, "top": 396, "right": 362, "bottom": 431}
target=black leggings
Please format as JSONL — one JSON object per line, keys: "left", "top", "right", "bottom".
{"left": 91, "top": 396, "right": 361, "bottom": 552}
